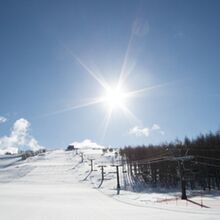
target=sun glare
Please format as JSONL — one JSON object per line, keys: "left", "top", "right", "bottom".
{"left": 104, "top": 87, "right": 126, "bottom": 109}
{"left": 47, "top": 53, "right": 169, "bottom": 139}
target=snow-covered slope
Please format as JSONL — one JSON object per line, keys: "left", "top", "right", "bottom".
{"left": 0, "top": 150, "right": 219, "bottom": 220}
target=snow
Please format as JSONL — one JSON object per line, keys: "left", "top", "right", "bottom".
{"left": 0, "top": 155, "right": 22, "bottom": 168}
{"left": 0, "top": 149, "right": 219, "bottom": 220}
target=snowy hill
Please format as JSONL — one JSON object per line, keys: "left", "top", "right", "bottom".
{"left": 0, "top": 149, "right": 219, "bottom": 220}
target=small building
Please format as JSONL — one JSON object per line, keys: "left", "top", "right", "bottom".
{"left": 66, "top": 145, "right": 75, "bottom": 151}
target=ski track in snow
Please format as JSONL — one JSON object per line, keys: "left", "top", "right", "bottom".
{"left": 0, "top": 150, "right": 219, "bottom": 220}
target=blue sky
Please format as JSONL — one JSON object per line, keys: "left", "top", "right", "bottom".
{"left": 0, "top": 0, "right": 220, "bottom": 150}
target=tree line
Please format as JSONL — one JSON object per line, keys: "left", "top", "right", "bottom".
{"left": 120, "top": 131, "right": 220, "bottom": 192}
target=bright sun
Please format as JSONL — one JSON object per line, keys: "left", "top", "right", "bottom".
{"left": 45, "top": 44, "right": 168, "bottom": 140}
{"left": 104, "top": 87, "right": 126, "bottom": 110}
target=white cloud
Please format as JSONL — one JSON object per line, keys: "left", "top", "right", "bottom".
{"left": 129, "top": 126, "right": 149, "bottom": 137}
{"left": 0, "top": 116, "right": 7, "bottom": 124}
{"left": 70, "top": 139, "right": 104, "bottom": 149}
{"left": 0, "top": 147, "right": 18, "bottom": 155}
{"left": 129, "top": 124, "right": 165, "bottom": 137}
{"left": 151, "top": 124, "right": 160, "bottom": 130}
{"left": 0, "top": 118, "right": 43, "bottom": 155}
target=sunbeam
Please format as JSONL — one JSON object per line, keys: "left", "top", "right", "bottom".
{"left": 119, "top": 104, "right": 142, "bottom": 126}
{"left": 117, "top": 30, "right": 135, "bottom": 90}
{"left": 125, "top": 81, "right": 176, "bottom": 98}
{"left": 39, "top": 97, "right": 105, "bottom": 118}
{"left": 38, "top": 49, "right": 175, "bottom": 138}
{"left": 62, "top": 44, "right": 110, "bottom": 90}
{"left": 40, "top": 35, "right": 177, "bottom": 139}
{"left": 101, "top": 108, "right": 113, "bottom": 141}
{"left": 74, "top": 55, "right": 110, "bottom": 90}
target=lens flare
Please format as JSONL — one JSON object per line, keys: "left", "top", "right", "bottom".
{"left": 41, "top": 43, "right": 175, "bottom": 140}
{"left": 103, "top": 87, "right": 126, "bottom": 110}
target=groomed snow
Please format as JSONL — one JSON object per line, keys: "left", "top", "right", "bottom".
{"left": 0, "top": 150, "right": 219, "bottom": 220}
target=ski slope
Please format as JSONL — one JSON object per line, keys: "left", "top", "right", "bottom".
{"left": 0, "top": 150, "right": 219, "bottom": 220}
